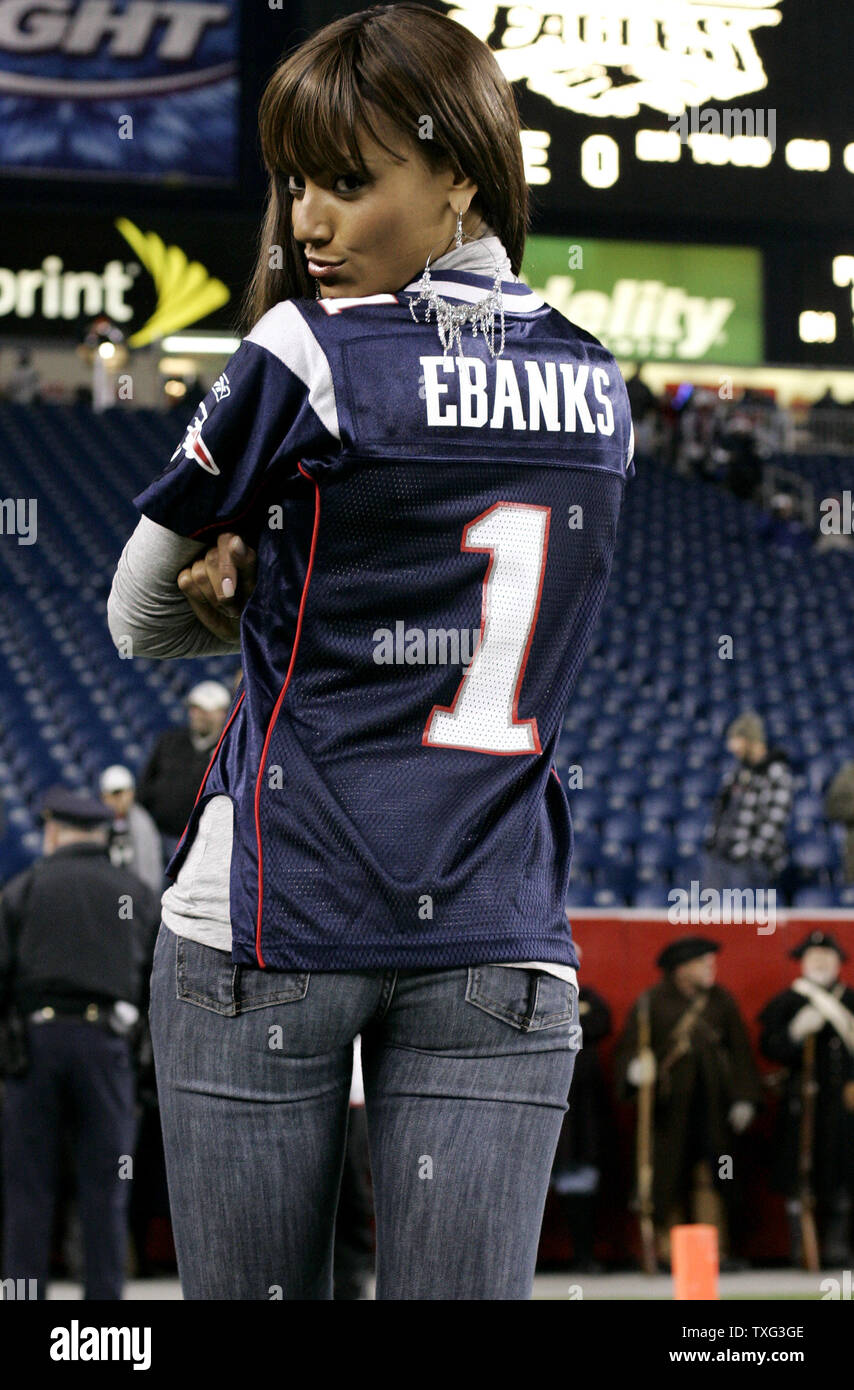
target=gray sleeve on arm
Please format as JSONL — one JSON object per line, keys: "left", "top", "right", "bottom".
{"left": 107, "top": 514, "right": 243, "bottom": 659}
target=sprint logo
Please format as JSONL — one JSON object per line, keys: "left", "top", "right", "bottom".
{"left": 0, "top": 219, "right": 229, "bottom": 343}
{"left": 115, "top": 218, "right": 230, "bottom": 346}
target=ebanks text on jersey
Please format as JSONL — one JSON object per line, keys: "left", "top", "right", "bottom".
{"left": 419, "top": 357, "right": 615, "bottom": 434}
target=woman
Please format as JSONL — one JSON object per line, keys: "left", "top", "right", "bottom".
{"left": 108, "top": 3, "right": 634, "bottom": 1299}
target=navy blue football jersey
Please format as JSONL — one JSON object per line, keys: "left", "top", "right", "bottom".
{"left": 134, "top": 267, "right": 634, "bottom": 971}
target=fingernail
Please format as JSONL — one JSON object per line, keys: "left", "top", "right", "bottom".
{"left": 232, "top": 538, "right": 246, "bottom": 558}
{"left": 222, "top": 577, "right": 235, "bottom": 598}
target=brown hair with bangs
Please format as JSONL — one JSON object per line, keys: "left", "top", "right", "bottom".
{"left": 237, "top": 2, "right": 529, "bottom": 336}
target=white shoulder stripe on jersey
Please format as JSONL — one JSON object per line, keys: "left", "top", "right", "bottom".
{"left": 401, "top": 279, "right": 546, "bottom": 314}
{"left": 245, "top": 300, "right": 340, "bottom": 442}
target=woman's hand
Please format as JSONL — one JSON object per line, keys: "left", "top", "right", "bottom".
{"left": 177, "top": 532, "right": 257, "bottom": 643}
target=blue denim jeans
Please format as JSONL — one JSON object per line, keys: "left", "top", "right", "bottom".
{"left": 149, "top": 922, "right": 580, "bottom": 1300}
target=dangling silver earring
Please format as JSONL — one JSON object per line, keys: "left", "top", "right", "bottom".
{"left": 315, "top": 282, "right": 321, "bottom": 300}
{"left": 408, "top": 207, "right": 505, "bottom": 362}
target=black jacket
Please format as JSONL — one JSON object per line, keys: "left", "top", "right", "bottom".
{"left": 614, "top": 980, "right": 763, "bottom": 1218}
{"left": 705, "top": 746, "right": 794, "bottom": 874}
{"left": 758, "top": 984, "right": 854, "bottom": 1195}
{"left": 0, "top": 842, "right": 160, "bottom": 1013}
{"left": 136, "top": 726, "right": 217, "bottom": 838}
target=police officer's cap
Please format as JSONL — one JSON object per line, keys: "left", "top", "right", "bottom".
{"left": 39, "top": 785, "right": 111, "bottom": 828}
{"left": 789, "top": 930, "right": 849, "bottom": 962}
{"left": 656, "top": 936, "right": 721, "bottom": 971}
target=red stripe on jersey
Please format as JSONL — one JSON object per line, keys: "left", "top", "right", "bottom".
{"left": 253, "top": 463, "right": 321, "bottom": 968}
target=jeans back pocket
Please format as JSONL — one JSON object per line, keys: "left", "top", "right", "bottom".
{"left": 465, "top": 966, "right": 577, "bottom": 1033}
{"left": 176, "top": 935, "right": 310, "bottom": 1016}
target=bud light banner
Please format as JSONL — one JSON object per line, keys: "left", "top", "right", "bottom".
{"left": 0, "top": 0, "right": 239, "bottom": 182}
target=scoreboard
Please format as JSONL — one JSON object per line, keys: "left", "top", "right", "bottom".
{"left": 436, "top": 0, "right": 854, "bottom": 365}
{"left": 439, "top": 0, "right": 853, "bottom": 234}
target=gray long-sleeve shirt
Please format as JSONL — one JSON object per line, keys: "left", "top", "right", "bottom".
{"left": 107, "top": 514, "right": 242, "bottom": 661}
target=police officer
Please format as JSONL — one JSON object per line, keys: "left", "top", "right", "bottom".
{"left": 0, "top": 787, "right": 159, "bottom": 1299}
{"left": 758, "top": 930, "right": 854, "bottom": 1266}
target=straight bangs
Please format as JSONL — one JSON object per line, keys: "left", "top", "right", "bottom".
{"left": 260, "top": 52, "right": 409, "bottom": 184}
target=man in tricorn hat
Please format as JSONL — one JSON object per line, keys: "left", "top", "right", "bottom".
{"left": 758, "top": 930, "right": 854, "bottom": 1265}
{"left": 614, "top": 936, "right": 762, "bottom": 1266}
{"left": 0, "top": 786, "right": 160, "bottom": 1299}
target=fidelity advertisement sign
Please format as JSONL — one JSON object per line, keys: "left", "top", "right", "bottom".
{"left": 521, "top": 237, "right": 764, "bottom": 364}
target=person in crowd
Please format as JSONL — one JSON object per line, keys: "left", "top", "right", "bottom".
{"left": 809, "top": 387, "right": 841, "bottom": 414}
{"left": 614, "top": 937, "right": 762, "bottom": 1268}
{"left": 100, "top": 764, "right": 164, "bottom": 893}
{"left": 674, "top": 388, "right": 725, "bottom": 481}
{"left": 0, "top": 787, "right": 159, "bottom": 1299}
{"left": 701, "top": 712, "right": 793, "bottom": 893}
{"left": 754, "top": 492, "right": 811, "bottom": 554}
{"left": 758, "top": 930, "right": 854, "bottom": 1267}
{"left": 6, "top": 348, "right": 41, "bottom": 405}
{"left": 76, "top": 315, "right": 128, "bottom": 413}
{"left": 549, "top": 934, "right": 613, "bottom": 1271}
{"left": 721, "top": 413, "right": 763, "bottom": 501}
{"left": 136, "top": 680, "right": 232, "bottom": 859}
{"left": 624, "top": 365, "right": 661, "bottom": 460}
{"left": 824, "top": 762, "right": 854, "bottom": 881}
{"left": 624, "top": 364, "right": 655, "bottom": 422}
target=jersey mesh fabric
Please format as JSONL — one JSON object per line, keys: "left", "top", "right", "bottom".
{"left": 134, "top": 283, "right": 632, "bottom": 972}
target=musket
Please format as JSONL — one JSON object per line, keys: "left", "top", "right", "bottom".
{"left": 797, "top": 1032, "right": 820, "bottom": 1273}
{"left": 635, "top": 990, "right": 657, "bottom": 1274}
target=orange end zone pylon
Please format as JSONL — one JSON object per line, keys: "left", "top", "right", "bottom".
{"left": 671, "top": 1224, "right": 720, "bottom": 1300}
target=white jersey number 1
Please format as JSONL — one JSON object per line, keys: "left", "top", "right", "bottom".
{"left": 423, "top": 501, "right": 550, "bottom": 755}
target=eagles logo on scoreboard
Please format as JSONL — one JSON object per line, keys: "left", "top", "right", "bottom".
{"left": 442, "top": 0, "right": 782, "bottom": 118}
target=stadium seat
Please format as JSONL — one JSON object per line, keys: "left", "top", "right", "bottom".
{"left": 791, "top": 886, "right": 839, "bottom": 908}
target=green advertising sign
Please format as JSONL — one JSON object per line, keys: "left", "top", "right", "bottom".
{"left": 520, "top": 237, "right": 763, "bottom": 365}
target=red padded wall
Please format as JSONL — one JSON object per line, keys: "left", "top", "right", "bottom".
{"left": 539, "top": 911, "right": 854, "bottom": 1266}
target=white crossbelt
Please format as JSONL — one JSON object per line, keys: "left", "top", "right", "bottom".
{"left": 792, "top": 978, "right": 854, "bottom": 1053}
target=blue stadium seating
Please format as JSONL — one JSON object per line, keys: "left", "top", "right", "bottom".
{"left": 1, "top": 404, "right": 853, "bottom": 908}
{"left": 0, "top": 402, "right": 236, "bottom": 882}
